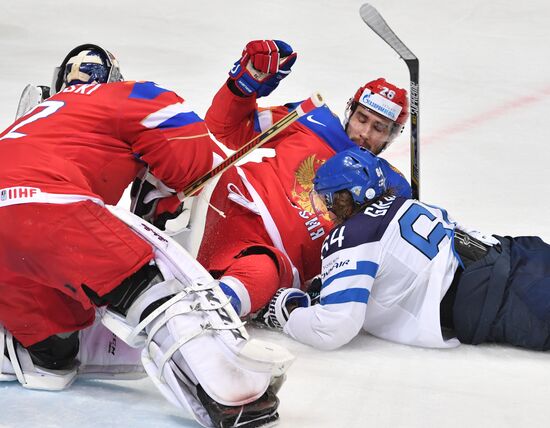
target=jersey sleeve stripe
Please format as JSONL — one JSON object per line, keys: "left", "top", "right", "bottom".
{"left": 140, "top": 103, "right": 202, "bottom": 129}
{"left": 322, "top": 260, "right": 378, "bottom": 290}
{"left": 320, "top": 288, "right": 370, "bottom": 305}
{"left": 129, "top": 81, "right": 170, "bottom": 100}
{"left": 156, "top": 111, "right": 203, "bottom": 129}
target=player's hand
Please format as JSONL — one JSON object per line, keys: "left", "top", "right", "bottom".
{"left": 254, "top": 288, "right": 310, "bottom": 330}
{"left": 304, "top": 275, "right": 322, "bottom": 305}
{"left": 229, "top": 40, "right": 297, "bottom": 98}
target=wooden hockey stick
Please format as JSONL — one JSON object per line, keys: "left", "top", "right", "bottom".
{"left": 360, "top": 3, "right": 420, "bottom": 199}
{"left": 177, "top": 91, "right": 325, "bottom": 200}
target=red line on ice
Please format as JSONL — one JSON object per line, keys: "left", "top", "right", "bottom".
{"left": 391, "top": 84, "right": 550, "bottom": 156}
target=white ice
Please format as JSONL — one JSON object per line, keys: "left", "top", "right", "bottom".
{"left": 1, "top": 0, "right": 550, "bottom": 427}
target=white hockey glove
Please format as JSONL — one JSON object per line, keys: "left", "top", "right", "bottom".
{"left": 256, "top": 288, "right": 311, "bottom": 330}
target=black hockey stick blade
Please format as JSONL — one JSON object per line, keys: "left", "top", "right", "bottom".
{"left": 360, "top": 3, "right": 420, "bottom": 199}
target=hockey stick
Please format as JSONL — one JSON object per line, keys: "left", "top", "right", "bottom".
{"left": 177, "top": 91, "right": 325, "bottom": 200}
{"left": 360, "top": 3, "right": 420, "bottom": 199}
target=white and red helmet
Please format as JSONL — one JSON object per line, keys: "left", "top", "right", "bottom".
{"left": 344, "top": 77, "right": 409, "bottom": 135}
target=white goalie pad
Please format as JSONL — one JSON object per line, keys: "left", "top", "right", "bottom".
{"left": 106, "top": 205, "right": 294, "bottom": 427}
{"left": 77, "top": 310, "right": 146, "bottom": 380}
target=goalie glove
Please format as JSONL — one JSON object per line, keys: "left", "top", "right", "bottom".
{"left": 255, "top": 288, "right": 311, "bottom": 330}
{"left": 15, "top": 85, "right": 51, "bottom": 120}
{"left": 229, "top": 40, "right": 297, "bottom": 98}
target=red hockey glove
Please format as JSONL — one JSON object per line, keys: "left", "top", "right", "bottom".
{"left": 229, "top": 40, "right": 297, "bottom": 98}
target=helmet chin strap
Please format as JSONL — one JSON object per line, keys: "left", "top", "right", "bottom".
{"left": 376, "top": 139, "right": 391, "bottom": 154}
{"left": 378, "top": 122, "right": 403, "bottom": 154}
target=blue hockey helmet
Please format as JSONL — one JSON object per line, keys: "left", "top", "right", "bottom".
{"left": 52, "top": 43, "right": 123, "bottom": 93}
{"left": 313, "top": 146, "right": 387, "bottom": 210}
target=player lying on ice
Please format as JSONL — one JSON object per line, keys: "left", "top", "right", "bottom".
{"left": 132, "top": 39, "right": 413, "bottom": 324}
{"left": 0, "top": 44, "right": 294, "bottom": 428}
{"left": 263, "top": 145, "right": 550, "bottom": 352}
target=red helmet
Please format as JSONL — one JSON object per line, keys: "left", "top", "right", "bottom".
{"left": 351, "top": 78, "right": 409, "bottom": 126}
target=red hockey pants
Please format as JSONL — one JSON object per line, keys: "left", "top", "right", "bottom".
{"left": 0, "top": 201, "right": 153, "bottom": 346}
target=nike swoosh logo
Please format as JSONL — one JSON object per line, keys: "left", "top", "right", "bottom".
{"left": 306, "top": 114, "right": 326, "bottom": 127}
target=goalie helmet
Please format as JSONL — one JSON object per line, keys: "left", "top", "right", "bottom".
{"left": 51, "top": 44, "right": 123, "bottom": 94}
{"left": 343, "top": 77, "right": 409, "bottom": 135}
{"left": 313, "top": 146, "right": 386, "bottom": 211}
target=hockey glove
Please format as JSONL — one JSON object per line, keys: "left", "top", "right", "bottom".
{"left": 305, "top": 275, "right": 322, "bottom": 305}
{"left": 129, "top": 170, "right": 183, "bottom": 230}
{"left": 229, "top": 40, "right": 297, "bottom": 98}
{"left": 255, "top": 288, "right": 311, "bottom": 330}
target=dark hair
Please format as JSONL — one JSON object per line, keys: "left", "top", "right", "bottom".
{"left": 332, "top": 188, "right": 395, "bottom": 222}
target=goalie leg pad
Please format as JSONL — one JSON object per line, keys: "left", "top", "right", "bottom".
{"left": 77, "top": 312, "right": 145, "bottom": 380}
{"left": 102, "top": 205, "right": 295, "bottom": 426}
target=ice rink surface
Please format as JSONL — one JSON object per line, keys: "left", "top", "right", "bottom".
{"left": 1, "top": 0, "right": 550, "bottom": 427}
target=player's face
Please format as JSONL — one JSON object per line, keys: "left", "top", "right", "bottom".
{"left": 346, "top": 104, "right": 393, "bottom": 155}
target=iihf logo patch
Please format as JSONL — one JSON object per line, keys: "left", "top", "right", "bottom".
{"left": 0, "top": 187, "right": 40, "bottom": 203}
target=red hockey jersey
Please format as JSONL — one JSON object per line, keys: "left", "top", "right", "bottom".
{"left": 0, "top": 81, "right": 222, "bottom": 206}
{"left": 204, "top": 84, "right": 338, "bottom": 286}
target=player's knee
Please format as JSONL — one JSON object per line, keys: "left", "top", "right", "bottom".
{"left": 222, "top": 251, "right": 282, "bottom": 315}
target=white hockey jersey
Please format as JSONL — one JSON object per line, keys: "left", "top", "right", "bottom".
{"left": 284, "top": 196, "right": 461, "bottom": 350}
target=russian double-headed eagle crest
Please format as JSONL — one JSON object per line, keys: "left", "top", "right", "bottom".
{"left": 291, "top": 154, "right": 330, "bottom": 220}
